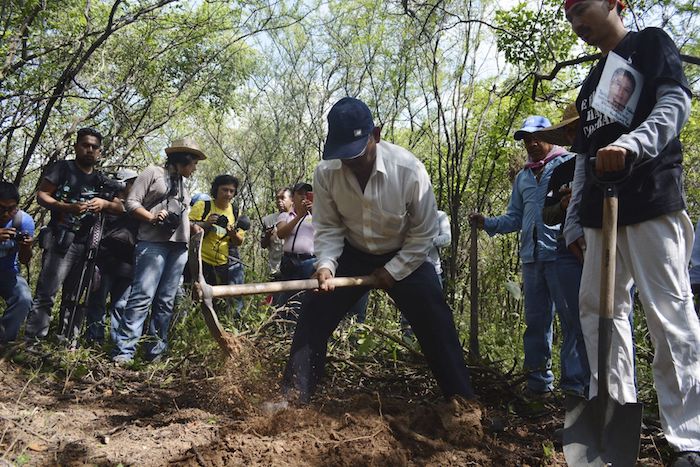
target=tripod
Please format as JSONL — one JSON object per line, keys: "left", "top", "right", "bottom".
{"left": 57, "top": 213, "right": 106, "bottom": 346}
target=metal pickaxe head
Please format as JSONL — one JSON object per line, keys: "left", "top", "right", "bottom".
{"left": 187, "top": 230, "right": 238, "bottom": 357}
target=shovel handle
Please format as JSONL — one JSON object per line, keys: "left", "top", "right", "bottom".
{"left": 210, "top": 275, "right": 378, "bottom": 298}
{"left": 599, "top": 185, "right": 618, "bottom": 321}
{"left": 469, "top": 223, "right": 480, "bottom": 360}
{"left": 598, "top": 184, "right": 618, "bottom": 403}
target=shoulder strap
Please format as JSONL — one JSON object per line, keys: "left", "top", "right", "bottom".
{"left": 233, "top": 202, "right": 240, "bottom": 220}
{"left": 290, "top": 213, "right": 307, "bottom": 253}
{"left": 201, "top": 200, "right": 212, "bottom": 222}
{"left": 144, "top": 170, "right": 174, "bottom": 211}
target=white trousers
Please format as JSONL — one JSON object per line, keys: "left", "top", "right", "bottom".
{"left": 581, "top": 211, "right": 700, "bottom": 451}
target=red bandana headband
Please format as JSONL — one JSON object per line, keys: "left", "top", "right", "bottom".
{"left": 564, "top": 0, "right": 626, "bottom": 11}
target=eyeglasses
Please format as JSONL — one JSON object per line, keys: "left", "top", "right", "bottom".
{"left": 0, "top": 205, "right": 18, "bottom": 215}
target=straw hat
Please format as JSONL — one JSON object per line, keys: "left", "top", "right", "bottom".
{"left": 165, "top": 137, "right": 206, "bottom": 160}
{"left": 533, "top": 103, "right": 579, "bottom": 147}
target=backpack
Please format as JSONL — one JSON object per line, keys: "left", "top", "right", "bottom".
{"left": 99, "top": 215, "right": 138, "bottom": 261}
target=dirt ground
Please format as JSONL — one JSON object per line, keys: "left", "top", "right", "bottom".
{"left": 0, "top": 339, "right": 669, "bottom": 467}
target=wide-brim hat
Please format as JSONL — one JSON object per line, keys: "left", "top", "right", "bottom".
{"left": 322, "top": 97, "right": 375, "bottom": 160}
{"left": 165, "top": 137, "right": 207, "bottom": 160}
{"left": 532, "top": 103, "right": 579, "bottom": 147}
{"left": 514, "top": 115, "right": 552, "bottom": 141}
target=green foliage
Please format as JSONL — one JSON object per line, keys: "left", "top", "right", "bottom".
{"left": 494, "top": 0, "right": 577, "bottom": 71}
{"left": 542, "top": 439, "right": 555, "bottom": 461}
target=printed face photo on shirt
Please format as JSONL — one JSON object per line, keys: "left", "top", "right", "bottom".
{"left": 591, "top": 51, "right": 643, "bottom": 128}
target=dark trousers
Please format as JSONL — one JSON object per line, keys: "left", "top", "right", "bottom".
{"left": 282, "top": 243, "right": 474, "bottom": 402}
{"left": 25, "top": 238, "right": 86, "bottom": 339}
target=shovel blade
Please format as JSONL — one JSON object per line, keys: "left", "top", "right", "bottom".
{"left": 563, "top": 396, "right": 642, "bottom": 467}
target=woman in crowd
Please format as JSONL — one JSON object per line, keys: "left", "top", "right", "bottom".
{"left": 111, "top": 138, "right": 205, "bottom": 364}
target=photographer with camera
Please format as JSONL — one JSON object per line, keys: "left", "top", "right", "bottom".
{"left": 25, "top": 128, "right": 125, "bottom": 342}
{"left": 111, "top": 138, "right": 205, "bottom": 364}
{"left": 261, "top": 187, "right": 293, "bottom": 280}
{"left": 0, "top": 182, "right": 34, "bottom": 344}
{"left": 275, "top": 182, "right": 315, "bottom": 319}
{"left": 189, "top": 174, "right": 249, "bottom": 317}
{"left": 84, "top": 169, "right": 140, "bottom": 345}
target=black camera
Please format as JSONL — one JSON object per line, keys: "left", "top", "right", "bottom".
{"left": 100, "top": 178, "right": 126, "bottom": 198}
{"left": 8, "top": 230, "right": 30, "bottom": 241}
{"left": 15, "top": 231, "right": 31, "bottom": 242}
{"left": 215, "top": 215, "right": 229, "bottom": 228}
{"left": 157, "top": 211, "right": 181, "bottom": 234}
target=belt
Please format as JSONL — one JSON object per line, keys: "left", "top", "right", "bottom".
{"left": 283, "top": 252, "right": 314, "bottom": 260}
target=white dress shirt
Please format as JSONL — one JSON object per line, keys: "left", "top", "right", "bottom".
{"left": 313, "top": 140, "right": 438, "bottom": 281}
{"left": 427, "top": 210, "right": 451, "bottom": 275}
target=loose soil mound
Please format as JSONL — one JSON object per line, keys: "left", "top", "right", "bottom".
{"left": 0, "top": 341, "right": 668, "bottom": 466}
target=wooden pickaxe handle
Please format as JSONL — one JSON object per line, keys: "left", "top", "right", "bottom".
{"left": 210, "top": 275, "right": 378, "bottom": 298}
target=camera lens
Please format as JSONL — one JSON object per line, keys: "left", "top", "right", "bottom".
{"left": 216, "top": 215, "right": 229, "bottom": 227}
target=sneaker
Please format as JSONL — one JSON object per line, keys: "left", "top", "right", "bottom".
{"left": 24, "top": 338, "right": 48, "bottom": 356}
{"left": 144, "top": 353, "right": 164, "bottom": 364}
{"left": 112, "top": 355, "right": 132, "bottom": 366}
{"left": 516, "top": 388, "right": 555, "bottom": 418}
{"left": 673, "top": 452, "right": 700, "bottom": 467}
{"left": 523, "top": 388, "right": 554, "bottom": 400}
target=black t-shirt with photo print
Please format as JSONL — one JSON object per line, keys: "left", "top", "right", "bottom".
{"left": 572, "top": 27, "right": 690, "bottom": 228}
{"left": 43, "top": 160, "right": 104, "bottom": 243}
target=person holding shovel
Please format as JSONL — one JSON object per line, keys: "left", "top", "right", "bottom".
{"left": 564, "top": 0, "right": 700, "bottom": 463}
{"left": 282, "top": 97, "right": 473, "bottom": 403}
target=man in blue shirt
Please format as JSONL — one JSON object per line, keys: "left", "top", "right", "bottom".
{"left": 0, "top": 182, "right": 35, "bottom": 343}
{"left": 470, "top": 116, "right": 585, "bottom": 397}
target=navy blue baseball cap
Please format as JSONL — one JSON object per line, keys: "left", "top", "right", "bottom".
{"left": 292, "top": 182, "right": 312, "bottom": 193}
{"left": 322, "top": 97, "right": 375, "bottom": 160}
{"left": 514, "top": 115, "right": 551, "bottom": 140}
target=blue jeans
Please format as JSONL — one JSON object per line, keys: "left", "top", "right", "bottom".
{"left": 283, "top": 243, "right": 473, "bottom": 402}
{"left": 522, "top": 259, "right": 588, "bottom": 394}
{"left": 84, "top": 272, "right": 132, "bottom": 344}
{"left": 25, "top": 238, "right": 85, "bottom": 339}
{"left": 202, "top": 260, "right": 245, "bottom": 317}
{"left": 112, "top": 241, "right": 187, "bottom": 361}
{"left": 0, "top": 274, "right": 32, "bottom": 343}
{"left": 552, "top": 249, "right": 590, "bottom": 395}
{"left": 279, "top": 254, "right": 316, "bottom": 320}
{"left": 349, "top": 292, "right": 370, "bottom": 323}
{"left": 228, "top": 260, "right": 244, "bottom": 316}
